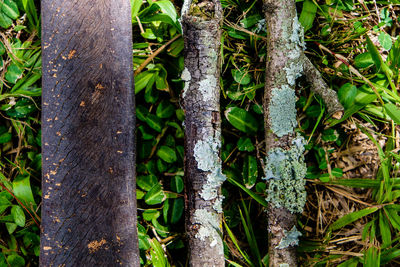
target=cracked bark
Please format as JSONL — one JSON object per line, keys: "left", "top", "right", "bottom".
{"left": 262, "top": 0, "right": 343, "bottom": 266}
{"left": 41, "top": 1, "right": 139, "bottom": 266}
{"left": 181, "top": 0, "right": 225, "bottom": 266}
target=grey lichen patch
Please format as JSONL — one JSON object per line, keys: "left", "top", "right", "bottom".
{"left": 263, "top": 136, "right": 307, "bottom": 213}
{"left": 276, "top": 226, "right": 302, "bottom": 249}
{"left": 283, "top": 61, "right": 303, "bottom": 86}
{"left": 181, "top": 67, "right": 191, "bottom": 99}
{"left": 279, "top": 264, "right": 289, "bottom": 267}
{"left": 289, "top": 16, "right": 305, "bottom": 50}
{"left": 194, "top": 209, "right": 223, "bottom": 253}
{"left": 269, "top": 85, "right": 297, "bottom": 137}
{"left": 198, "top": 74, "right": 218, "bottom": 102}
{"left": 194, "top": 136, "right": 226, "bottom": 212}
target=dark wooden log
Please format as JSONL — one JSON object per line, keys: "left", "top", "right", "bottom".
{"left": 40, "top": 1, "right": 140, "bottom": 266}
{"left": 181, "top": 0, "right": 225, "bottom": 266}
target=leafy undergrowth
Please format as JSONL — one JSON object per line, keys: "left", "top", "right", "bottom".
{"left": 1, "top": 0, "right": 400, "bottom": 266}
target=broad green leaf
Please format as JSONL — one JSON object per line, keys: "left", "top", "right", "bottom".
{"left": 157, "top": 146, "right": 176, "bottom": 163}
{"left": 131, "top": 0, "right": 143, "bottom": 18}
{"left": 143, "top": 209, "right": 160, "bottom": 221}
{"left": 6, "top": 254, "right": 25, "bottom": 267}
{"left": 378, "top": 31, "right": 392, "bottom": 51}
{"left": 2, "top": 0, "right": 19, "bottom": 20}
{"left": 0, "top": 42, "right": 5, "bottom": 55}
{"left": 137, "top": 175, "right": 158, "bottom": 191}
{"left": 4, "top": 63, "right": 23, "bottom": 84}
{"left": 338, "top": 83, "right": 357, "bottom": 109}
{"left": 366, "top": 35, "right": 393, "bottom": 78}
{"left": 138, "top": 224, "right": 151, "bottom": 250}
{"left": 354, "top": 52, "right": 374, "bottom": 68}
{"left": 170, "top": 198, "right": 183, "bottom": 224}
{"left": 149, "top": 238, "right": 170, "bottom": 267}
{"left": 299, "top": 0, "right": 317, "bottom": 32}
{"left": 384, "top": 103, "right": 400, "bottom": 124}
{"left": 12, "top": 175, "right": 36, "bottom": 209}
{"left": 171, "top": 176, "right": 183, "bottom": 193}
{"left": 135, "top": 71, "right": 155, "bottom": 94}
{"left": 145, "top": 183, "right": 166, "bottom": 205}
{"left": 0, "top": 12, "right": 13, "bottom": 28}
{"left": 145, "top": 114, "right": 163, "bottom": 132}
{"left": 330, "top": 206, "right": 379, "bottom": 231}
{"left": 242, "top": 155, "right": 258, "bottom": 189}
{"left": 5, "top": 222, "right": 17, "bottom": 234}
{"left": 232, "top": 69, "right": 251, "bottom": 85}
{"left": 237, "top": 137, "right": 255, "bottom": 152}
{"left": 156, "top": 100, "right": 175, "bottom": 118}
{"left": 225, "top": 107, "right": 258, "bottom": 134}
{"left": 11, "top": 205, "right": 25, "bottom": 227}
{"left": 0, "top": 132, "right": 11, "bottom": 144}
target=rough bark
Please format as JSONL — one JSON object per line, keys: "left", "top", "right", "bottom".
{"left": 181, "top": 1, "right": 225, "bottom": 266}
{"left": 262, "top": 0, "right": 343, "bottom": 266}
{"left": 40, "top": 1, "right": 140, "bottom": 266}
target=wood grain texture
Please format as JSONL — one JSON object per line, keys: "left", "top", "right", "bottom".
{"left": 40, "top": 1, "right": 139, "bottom": 266}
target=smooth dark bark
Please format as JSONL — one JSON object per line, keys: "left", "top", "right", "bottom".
{"left": 181, "top": 1, "right": 225, "bottom": 266}
{"left": 40, "top": 1, "right": 139, "bottom": 266}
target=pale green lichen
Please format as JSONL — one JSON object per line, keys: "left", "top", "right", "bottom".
{"left": 279, "top": 264, "right": 289, "bottom": 267}
{"left": 194, "top": 209, "right": 223, "bottom": 254}
{"left": 263, "top": 136, "right": 307, "bottom": 213}
{"left": 181, "top": 67, "right": 191, "bottom": 98}
{"left": 284, "top": 62, "right": 303, "bottom": 86}
{"left": 198, "top": 74, "right": 218, "bottom": 102}
{"left": 194, "top": 135, "right": 226, "bottom": 212}
{"left": 269, "top": 85, "right": 297, "bottom": 137}
{"left": 290, "top": 16, "right": 305, "bottom": 50}
{"left": 276, "top": 226, "right": 302, "bottom": 249}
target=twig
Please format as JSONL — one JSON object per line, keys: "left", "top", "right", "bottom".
{"left": 134, "top": 34, "right": 182, "bottom": 75}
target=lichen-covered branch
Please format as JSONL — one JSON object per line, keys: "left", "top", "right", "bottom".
{"left": 262, "top": 0, "right": 342, "bottom": 266}
{"left": 181, "top": 1, "right": 225, "bottom": 266}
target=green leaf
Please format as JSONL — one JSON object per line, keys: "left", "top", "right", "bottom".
{"left": 171, "top": 176, "right": 183, "bottom": 193}
{"left": 226, "top": 176, "right": 268, "bottom": 207}
{"left": 232, "top": 69, "right": 251, "bottom": 85}
{"left": 0, "top": 132, "right": 11, "bottom": 144}
{"left": 378, "top": 31, "right": 392, "bottom": 51}
{"left": 6, "top": 254, "right": 25, "bottom": 267}
{"left": 12, "top": 175, "right": 36, "bottom": 209}
{"left": 156, "top": 100, "right": 175, "bottom": 118}
{"left": 330, "top": 206, "right": 379, "bottom": 231}
{"left": 299, "top": 0, "right": 317, "bottom": 32}
{"left": 379, "top": 210, "right": 392, "bottom": 247}
{"left": 157, "top": 146, "right": 177, "bottom": 163}
{"left": 2, "top": 0, "right": 20, "bottom": 20}
{"left": 5, "top": 222, "right": 17, "bottom": 234}
{"left": 354, "top": 52, "right": 374, "bottom": 68}
{"left": 135, "top": 71, "right": 155, "bottom": 94}
{"left": 0, "top": 12, "right": 13, "bottom": 28}
{"left": 242, "top": 155, "right": 258, "bottom": 189}
{"left": 131, "top": 0, "right": 143, "bottom": 18}
{"left": 4, "top": 63, "right": 23, "bottom": 84}
{"left": 384, "top": 103, "right": 400, "bottom": 124}
{"left": 145, "top": 114, "right": 163, "bottom": 132}
{"left": 149, "top": 238, "right": 170, "bottom": 267}
{"left": 366, "top": 35, "right": 393, "bottom": 78}
{"left": 338, "top": 83, "right": 357, "bottom": 109}
{"left": 225, "top": 107, "right": 258, "bottom": 134}
{"left": 145, "top": 183, "right": 166, "bottom": 205}
{"left": 143, "top": 209, "right": 160, "bottom": 221}
{"left": 237, "top": 137, "right": 255, "bottom": 152}
{"left": 137, "top": 175, "right": 158, "bottom": 191}
{"left": 170, "top": 198, "right": 183, "bottom": 224}
{"left": 11, "top": 205, "right": 25, "bottom": 227}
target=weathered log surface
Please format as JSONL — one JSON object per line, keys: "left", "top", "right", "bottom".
{"left": 41, "top": 1, "right": 139, "bottom": 266}
{"left": 181, "top": 0, "right": 225, "bottom": 266}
